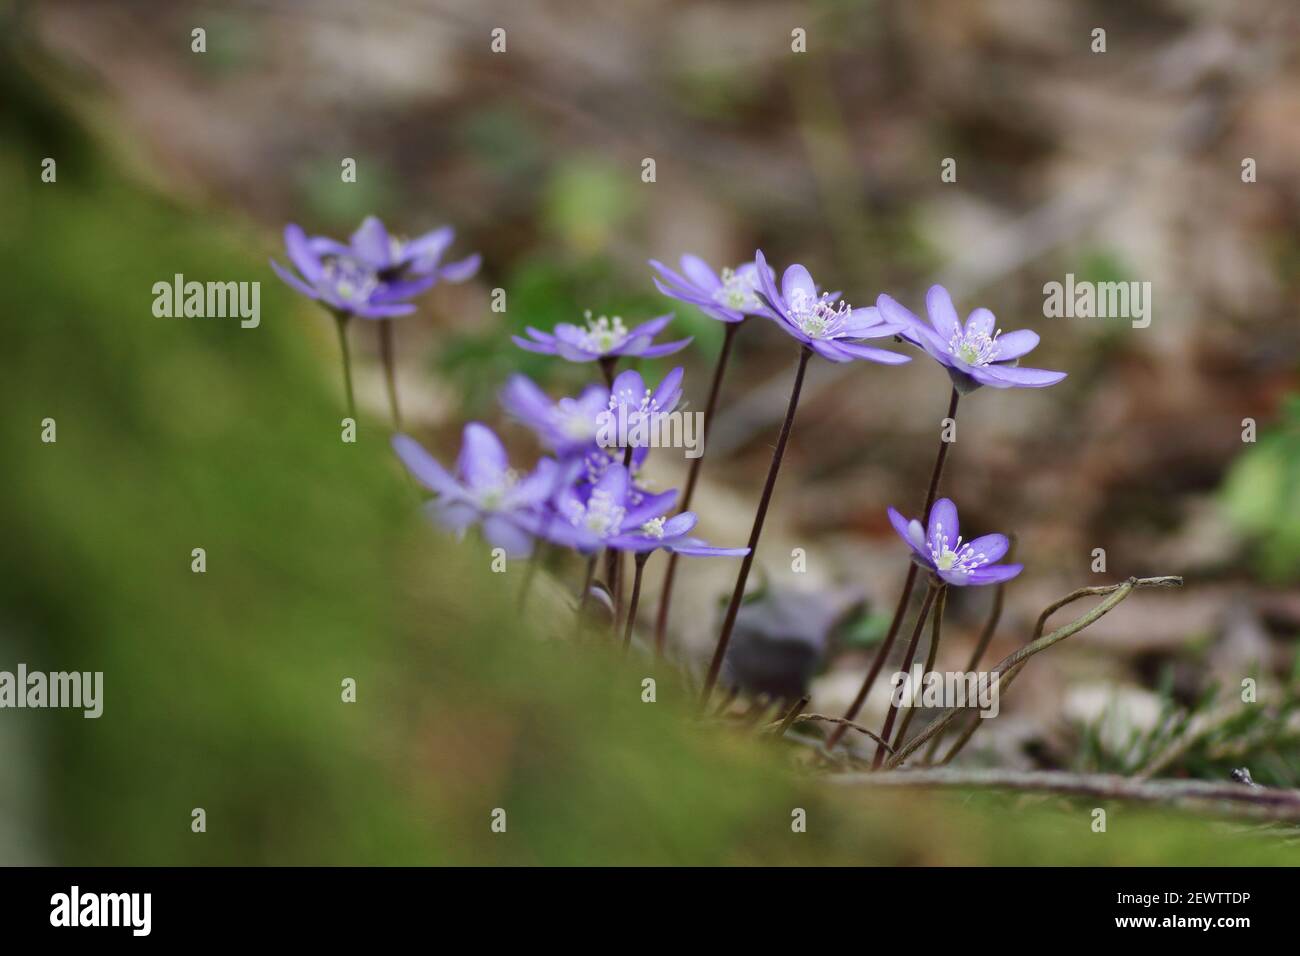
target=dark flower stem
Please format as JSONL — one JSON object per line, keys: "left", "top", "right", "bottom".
{"left": 333, "top": 312, "right": 356, "bottom": 420}
{"left": 654, "top": 320, "right": 742, "bottom": 656}
{"left": 378, "top": 318, "right": 402, "bottom": 429}
{"left": 575, "top": 553, "right": 598, "bottom": 627}
{"left": 826, "top": 386, "right": 960, "bottom": 749}
{"left": 598, "top": 356, "right": 617, "bottom": 389}
{"left": 622, "top": 552, "right": 650, "bottom": 652}
{"left": 873, "top": 578, "right": 940, "bottom": 768}
{"left": 923, "top": 537, "right": 1013, "bottom": 762}
{"left": 700, "top": 346, "right": 812, "bottom": 708}
{"left": 886, "top": 575, "right": 1183, "bottom": 769}
{"left": 609, "top": 443, "right": 635, "bottom": 618}
{"left": 892, "top": 584, "right": 946, "bottom": 753}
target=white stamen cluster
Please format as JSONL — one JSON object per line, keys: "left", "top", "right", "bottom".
{"left": 476, "top": 469, "right": 518, "bottom": 511}
{"left": 928, "top": 521, "right": 989, "bottom": 574}
{"left": 640, "top": 516, "right": 666, "bottom": 539}
{"left": 948, "top": 326, "right": 1001, "bottom": 367}
{"left": 787, "top": 287, "right": 852, "bottom": 340}
{"left": 608, "top": 386, "right": 664, "bottom": 429}
{"left": 579, "top": 311, "right": 629, "bottom": 353}
{"left": 551, "top": 397, "right": 598, "bottom": 441}
{"left": 567, "top": 487, "right": 626, "bottom": 538}
{"left": 323, "top": 257, "right": 379, "bottom": 302}
{"left": 712, "top": 267, "right": 759, "bottom": 311}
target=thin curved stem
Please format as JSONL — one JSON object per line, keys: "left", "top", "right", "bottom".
{"left": 333, "top": 313, "right": 356, "bottom": 420}
{"left": 622, "top": 552, "right": 649, "bottom": 652}
{"left": 873, "top": 579, "right": 939, "bottom": 768}
{"left": 893, "top": 584, "right": 946, "bottom": 752}
{"left": 827, "top": 387, "right": 959, "bottom": 749}
{"left": 654, "top": 320, "right": 742, "bottom": 656}
{"left": 700, "top": 346, "right": 812, "bottom": 708}
{"left": 886, "top": 576, "right": 1183, "bottom": 768}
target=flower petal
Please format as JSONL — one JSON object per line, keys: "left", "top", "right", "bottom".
{"left": 350, "top": 216, "right": 391, "bottom": 269}
{"left": 964, "top": 533, "right": 1010, "bottom": 565}
{"left": 457, "top": 423, "right": 510, "bottom": 490}
{"left": 392, "top": 433, "right": 463, "bottom": 498}
{"left": 781, "top": 264, "right": 817, "bottom": 303}
{"left": 992, "top": 329, "right": 1040, "bottom": 361}
{"left": 927, "top": 498, "right": 959, "bottom": 549}
{"left": 832, "top": 341, "right": 912, "bottom": 365}
{"left": 965, "top": 308, "right": 997, "bottom": 338}
{"left": 977, "top": 364, "right": 1067, "bottom": 388}
{"left": 482, "top": 514, "right": 535, "bottom": 558}
{"left": 438, "top": 253, "right": 480, "bottom": 282}
{"left": 926, "top": 285, "right": 961, "bottom": 340}
{"left": 679, "top": 255, "right": 721, "bottom": 292}
{"left": 965, "top": 563, "right": 1023, "bottom": 586}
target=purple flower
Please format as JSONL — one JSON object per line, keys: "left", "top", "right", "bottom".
{"left": 886, "top": 498, "right": 1022, "bottom": 587}
{"left": 311, "top": 215, "right": 481, "bottom": 283}
{"left": 649, "top": 255, "right": 773, "bottom": 323}
{"left": 596, "top": 366, "right": 684, "bottom": 450}
{"left": 271, "top": 224, "right": 426, "bottom": 320}
{"left": 537, "top": 463, "right": 746, "bottom": 558}
{"left": 754, "top": 251, "right": 912, "bottom": 364}
{"left": 501, "top": 374, "right": 610, "bottom": 455}
{"left": 512, "top": 311, "right": 692, "bottom": 363}
{"left": 877, "top": 285, "right": 1066, "bottom": 393}
{"left": 392, "top": 425, "right": 561, "bottom": 558}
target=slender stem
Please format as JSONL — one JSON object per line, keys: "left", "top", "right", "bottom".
{"left": 939, "top": 662, "right": 1025, "bottom": 765}
{"left": 886, "top": 576, "right": 1183, "bottom": 768}
{"left": 924, "top": 537, "right": 1012, "bottom": 762}
{"left": 598, "top": 356, "right": 617, "bottom": 389}
{"left": 873, "top": 579, "right": 939, "bottom": 768}
{"left": 610, "top": 443, "right": 635, "bottom": 619}
{"left": 700, "top": 346, "right": 812, "bottom": 707}
{"left": 773, "top": 695, "right": 811, "bottom": 738}
{"left": 654, "top": 321, "right": 742, "bottom": 655}
{"left": 622, "top": 552, "right": 649, "bottom": 651}
{"left": 333, "top": 312, "right": 356, "bottom": 420}
{"left": 893, "top": 584, "right": 946, "bottom": 752}
{"left": 378, "top": 318, "right": 401, "bottom": 429}
{"left": 574, "top": 553, "right": 598, "bottom": 626}
{"left": 827, "top": 386, "right": 959, "bottom": 749}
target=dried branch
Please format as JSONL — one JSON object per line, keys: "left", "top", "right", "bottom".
{"left": 829, "top": 768, "right": 1300, "bottom": 824}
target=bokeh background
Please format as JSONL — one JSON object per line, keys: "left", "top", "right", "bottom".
{"left": 2, "top": 0, "right": 1298, "bottom": 864}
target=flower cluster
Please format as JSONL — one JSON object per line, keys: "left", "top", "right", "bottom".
{"left": 273, "top": 223, "right": 1069, "bottom": 663}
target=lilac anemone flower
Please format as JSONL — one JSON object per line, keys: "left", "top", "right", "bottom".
{"left": 391, "top": 425, "right": 560, "bottom": 558}
{"left": 271, "top": 224, "right": 424, "bottom": 319}
{"left": 543, "top": 464, "right": 743, "bottom": 557}
{"left": 877, "top": 285, "right": 1066, "bottom": 393}
{"left": 597, "top": 366, "right": 684, "bottom": 450}
{"left": 311, "top": 215, "right": 481, "bottom": 284}
{"left": 501, "top": 374, "right": 610, "bottom": 456}
{"left": 649, "top": 255, "right": 772, "bottom": 324}
{"left": 887, "top": 498, "right": 1022, "bottom": 587}
{"left": 537, "top": 464, "right": 745, "bottom": 558}
{"left": 512, "top": 311, "right": 691, "bottom": 363}
{"left": 754, "top": 251, "right": 912, "bottom": 365}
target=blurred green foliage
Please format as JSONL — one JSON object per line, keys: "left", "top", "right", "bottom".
{"left": 2, "top": 46, "right": 1297, "bottom": 865}
{"left": 1222, "top": 395, "right": 1300, "bottom": 582}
